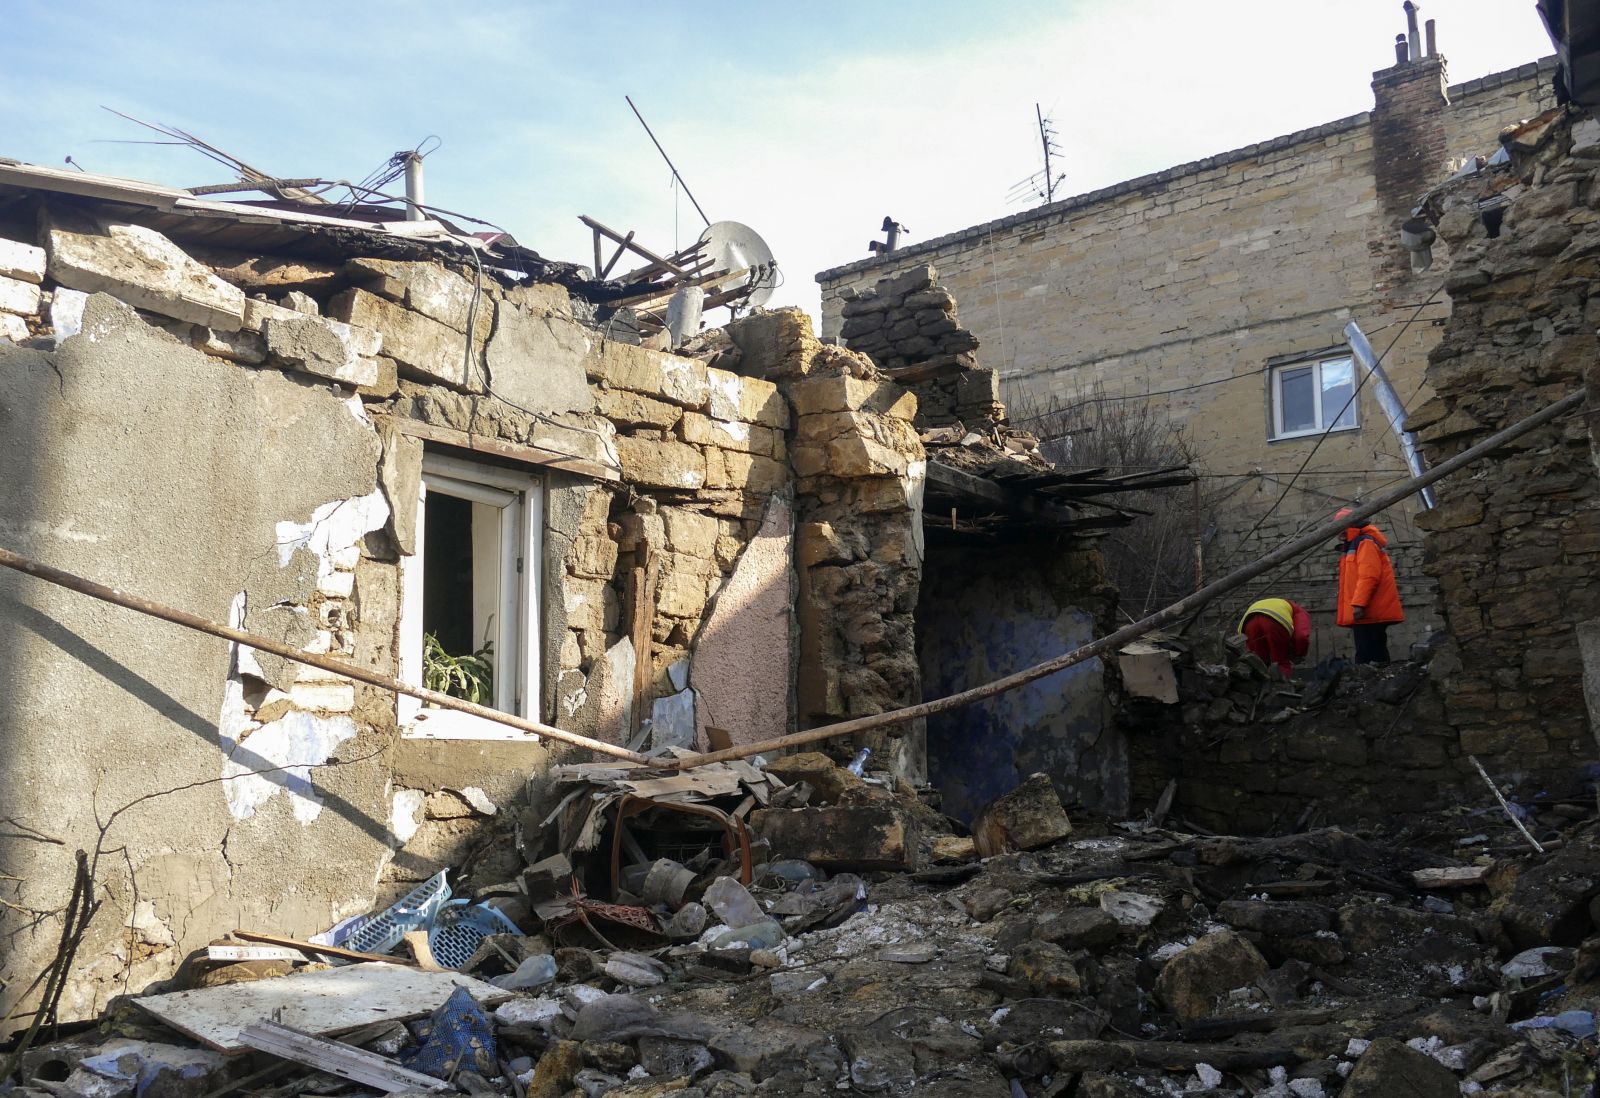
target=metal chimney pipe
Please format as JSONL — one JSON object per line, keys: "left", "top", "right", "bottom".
{"left": 1394, "top": 34, "right": 1409, "bottom": 64}
{"left": 881, "top": 217, "right": 901, "bottom": 253}
{"left": 1424, "top": 18, "right": 1437, "bottom": 57}
{"left": 402, "top": 152, "right": 425, "bottom": 222}
{"left": 1404, "top": 1, "right": 1422, "bottom": 61}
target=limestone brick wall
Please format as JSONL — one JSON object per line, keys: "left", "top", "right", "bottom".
{"left": 819, "top": 59, "right": 1557, "bottom": 661}
{"left": 1407, "top": 112, "right": 1600, "bottom": 781}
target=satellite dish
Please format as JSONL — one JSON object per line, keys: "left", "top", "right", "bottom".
{"left": 697, "top": 221, "right": 779, "bottom": 309}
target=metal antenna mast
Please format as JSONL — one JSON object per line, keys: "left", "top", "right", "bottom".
{"left": 1036, "top": 103, "right": 1064, "bottom": 204}
{"left": 625, "top": 95, "right": 710, "bottom": 228}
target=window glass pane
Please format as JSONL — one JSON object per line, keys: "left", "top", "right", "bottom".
{"left": 1320, "top": 358, "right": 1356, "bottom": 430}
{"left": 1278, "top": 366, "right": 1316, "bottom": 434}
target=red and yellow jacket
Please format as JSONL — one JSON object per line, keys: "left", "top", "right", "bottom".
{"left": 1337, "top": 524, "right": 1404, "bottom": 626}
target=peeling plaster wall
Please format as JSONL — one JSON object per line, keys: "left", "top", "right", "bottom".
{"left": 0, "top": 296, "right": 393, "bottom": 1023}
{"left": 917, "top": 540, "right": 1120, "bottom": 822}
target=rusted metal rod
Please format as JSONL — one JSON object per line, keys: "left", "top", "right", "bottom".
{"left": 0, "top": 546, "right": 653, "bottom": 765}
{"left": 1468, "top": 754, "right": 1545, "bottom": 853}
{"left": 671, "top": 389, "right": 1587, "bottom": 769}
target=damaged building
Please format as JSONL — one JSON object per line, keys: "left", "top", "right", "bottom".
{"left": 4, "top": 6, "right": 1600, "bottom": 1094}
{"left": 0, "top": 158, "right": 1154, "bottom": 1029}
{"left": 817, "top": 19, "right": 1560, "bottom": 660}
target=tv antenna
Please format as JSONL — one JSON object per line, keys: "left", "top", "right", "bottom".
{"left": 1005, "top": 103, "right": 1066, "bottom": 208}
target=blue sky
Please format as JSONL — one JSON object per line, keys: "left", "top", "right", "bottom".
{"left": 3, "top": 1, "right": 1557, "bottom": 318}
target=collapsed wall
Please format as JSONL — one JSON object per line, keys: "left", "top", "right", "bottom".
{"left": 1408, "top": 110, "right": 1600, "bottom": 784}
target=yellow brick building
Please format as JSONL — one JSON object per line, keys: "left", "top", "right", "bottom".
{"left": 818, "top": 49, "right": 1556, "bottom": 662}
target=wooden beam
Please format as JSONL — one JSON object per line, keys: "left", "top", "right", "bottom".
{"left": 381, "top": 416, "right": 620, "bottom": 482}
{"left": 238, "top": 1022, "right": 448, "bottom": 1092}
{"left": 924, "top": 461, "right": 1098, "bottom": 529}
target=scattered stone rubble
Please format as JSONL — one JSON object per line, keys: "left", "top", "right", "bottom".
{"left": 11, "top": 754, "right": 1599, "bottom": 1098}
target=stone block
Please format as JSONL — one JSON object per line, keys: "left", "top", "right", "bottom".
{"left": 760, "top": 751, "right": 865, "bottom": 804}
{"left": 346, "top": 257, "right": 486, "bottom": 335}
{"left": 45, "top": 213, "right": 245, "bottom": 330}
{"left": 0, "top": 274, "right": 40, "bottom": 316}
{"left": 328, "top": 287, "right": 479, "bottom": 391}
{"left": 749, "top": 803, "right": 918, "bottom": 870}
{"left": 504, "top": 281, "right": 573, "bottom": 317}
{"left": 615, "top": 435, "right": 706, "bottom": 490}
{"left": 598, "top": 386, "right": 681, "bottom": 429}
{"left": 1153, "top": 930, "right": 1268, "bottom": 1024}
{"left": 0, "top": 313, "right": 26, "bottom": 342}
{"left": 785, "top": 374, "right": 917, "bottom": 420}
{"left": 972, "top": 773, "right": 1072, "bottom": 855}
{"left": 680, "top": 410, "right": 782, "bottom": 456}
{"left": 1010, "top": 940, "right": 1083, "bottom": 995}
{"left": 1117, "top": 642, "right": 1179, "bottom": 703}
{"left": 657, "top": 570, "right": 712, "bottom": 620}
{"left": 725, "top": 307, "right": 822, "bottom": 378}
{"left": 663, "top": 509, "right": 719, "bottom": 558}
{"left": 486, "top": 306, "right": 592, "bottom": 416}
{"left": 263, "top": 314, "right": 381, "bottom": 387}
{"left": 1340, "top": 1038, "right": 1458, "bottom": 1098}
{"left": 706, "top": 367, "right": 790, "bottom": 428}
{"left": 190, "top": 326, "right": 267, "bottom": 365}
{"left": 0, "top": 236, "right": 46, "bottom": 283}
{"left": 704, "top": 450, "right": 788, "bottom": 494}
{"left": 589, "top": 341, "right": 710, "bottom": 408}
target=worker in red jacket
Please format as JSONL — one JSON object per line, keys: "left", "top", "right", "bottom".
{"left": 1334, "top": 507, "right": 1405, "bottom": 663}
{"left": 1238, "top": 598, "right": 1311, "bottom": 676}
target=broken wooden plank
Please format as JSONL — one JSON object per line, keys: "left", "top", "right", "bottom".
{"left": 620, "top": 770, "right": 744, "bottom": 800}
{"left": 1412, "top": 865, "right": 1490, "bottom": 889}
{"left": 132, "top": 961, "right": 511, "bottom": 1053}
{"left": 238, "top": 1021, "right": 447, "bottom": 1092}
{"left": 233, "top": 930, "right": 417, "bottom": 967}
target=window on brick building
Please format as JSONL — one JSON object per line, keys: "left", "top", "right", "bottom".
{"left": 399, "top": 452, "right": 543, "bottom": 738}
{"left": 1269, "top": 356, "right": 1359, "bottom": 440}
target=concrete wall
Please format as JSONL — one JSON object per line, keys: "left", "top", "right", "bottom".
{"left": 0, "top": 296, "right": 395, "bottom": 1020}
{"left": 917, "top": 540, "right": 1118, "bottom": 821}
{"left": 819, "top": 57, "right": 1557, "bottom": 662}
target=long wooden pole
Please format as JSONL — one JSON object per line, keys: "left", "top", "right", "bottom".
{"left": 671, "top": 390, "right": 1587, "bottom": 770}
{"left": 0, "top": 547, "right": 653, "bottom": 765}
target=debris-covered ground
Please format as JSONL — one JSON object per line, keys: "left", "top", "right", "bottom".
{"left": 7, "top": 752, "right": 1599, "bottom": 1098}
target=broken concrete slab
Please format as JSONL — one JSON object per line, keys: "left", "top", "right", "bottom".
{"left": 750, "top": 803, "right": 918, "bottom": 870}
{"left": 971, "top": 773, "right": 1073, "bottom": 856}
{"left": 44, "top": 213, "right": 245, "bottom": 331}
{"left": 190, "top": 326, "right": 267, "bottom": 366}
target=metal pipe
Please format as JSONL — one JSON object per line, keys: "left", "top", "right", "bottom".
{"left": 1425, "top": 18, "right": 1437, "bottom": 58}
{"left": 0, "top": 546, "right": 654, "bottom": 765}
{"left": 1346, "top": 320, "right": 1434, "bottom": 509}
{"left": 1394, "top": 35, "right": 1410, "bottom": 65}
{"left": 670, "top": 389, "right": 1586, "bottom": 769}
{"left": 1405, "top": 1, "right": 1422, "bottom": 61}
{"left": 882, "top": 217, "right": 901, "bottom": 252}
{"left": 666, "top": 284, "right": 705, "bottom": 348}
{"left": 402, "top": 152, "right": 425, "bottom": 222}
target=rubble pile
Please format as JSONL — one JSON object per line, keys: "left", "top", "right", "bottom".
{"left": 1109, "top": 634, "right": 1595, "bottom": 837}
{"left": 10, "top": 755, "right": 1599, "bottom": 1098}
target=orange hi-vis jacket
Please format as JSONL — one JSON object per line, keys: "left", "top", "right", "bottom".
{"left": 1337, "top": 523, "right": 1404, "bottom": 627}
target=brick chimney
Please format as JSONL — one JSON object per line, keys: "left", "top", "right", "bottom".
{"left": 1370, "top": 4, "right": 1450, "bottom": 291}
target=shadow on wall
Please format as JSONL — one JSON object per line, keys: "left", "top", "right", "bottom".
{"left": 916, "top": 539, "right": 1121, "bottom": 825}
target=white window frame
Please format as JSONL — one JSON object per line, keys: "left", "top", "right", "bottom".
{"left": 1268, "top": 355, "right": 1360, "bottom": 441}
{"left": 399, "top": 452, "right": 543, "bottom": 740}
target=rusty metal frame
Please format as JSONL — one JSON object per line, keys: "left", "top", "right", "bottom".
{"left": 608, "top": 793, "right": 753, "bottom": 898}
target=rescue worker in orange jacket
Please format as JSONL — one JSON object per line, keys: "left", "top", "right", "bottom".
{"left": 1334, "top": 507, "right": 1404, "bottom": 664}
{"left": 1238, "top": 597, "right": 1311, "bottom": 677}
